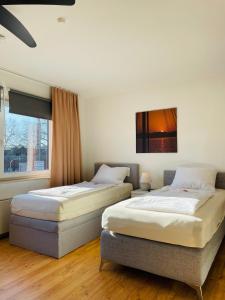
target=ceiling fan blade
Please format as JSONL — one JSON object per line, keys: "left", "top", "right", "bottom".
{"left": 0, "top": 0, "right": 75, "bottom": 5}
{"left": 0, "top": 6, "right": 36, "bottom": 47}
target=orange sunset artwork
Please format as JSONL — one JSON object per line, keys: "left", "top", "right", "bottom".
{"left": 136, "top": 108, "right": 177, "bottom": 153}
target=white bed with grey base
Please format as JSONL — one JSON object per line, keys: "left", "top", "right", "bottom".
{"left": 100, "top": 170, "right": 225, "bottom": 300}
{"left": 9, "top": 163, "right": 139, "bottom": 258}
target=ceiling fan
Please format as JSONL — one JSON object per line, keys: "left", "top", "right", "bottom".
{"left": 0, "top": 0, "right": 76, "bottom": 48}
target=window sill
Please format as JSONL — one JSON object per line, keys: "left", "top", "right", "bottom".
{"left": 0, "top": 174, "right": 50, "bottom": 183}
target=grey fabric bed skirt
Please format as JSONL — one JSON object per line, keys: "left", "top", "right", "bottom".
{"left": 100, "top": 218, "right": 225, "bottom": 287}
{"left": 10, "top": 207, "right": 107, "bottom": 258}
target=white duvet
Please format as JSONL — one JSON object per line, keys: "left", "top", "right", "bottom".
{"left": 29, "top": 181, "right": 114, "bottom": 198}
{"left": 11, "top": 182, "right": 133, "bottom": 221}
{"left": 102, "top": 188, "right": 225, "bottom": 248}
{"left": 127, "top": 186, "right": 214, "bottom": 215}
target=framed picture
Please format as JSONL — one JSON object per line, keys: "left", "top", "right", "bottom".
{"left": 136, "top": 107, "right": 177, "bottom": 153}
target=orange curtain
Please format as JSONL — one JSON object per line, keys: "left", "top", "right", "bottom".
{"left": 51, "top": 87, "right": 82, "bottom": 187}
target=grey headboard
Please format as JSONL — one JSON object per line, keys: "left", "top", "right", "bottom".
{"left": 94, "top": 163, "right": 140, "bottom": 190}
{"left": 164, "top": 170, "right": 225, "bottom": 189}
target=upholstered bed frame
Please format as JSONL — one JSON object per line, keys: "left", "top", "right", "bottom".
{"left": 100, "top": 170, "right": 225, "bottom": 300}
{"left": 9, "top": 163, "right": 139, "bottom": 258}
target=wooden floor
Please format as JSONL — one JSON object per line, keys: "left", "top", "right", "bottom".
{"left": 0, "top": 238, "right": 224, "bottom": 300}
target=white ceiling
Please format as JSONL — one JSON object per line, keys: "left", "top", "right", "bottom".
{"left": 0, "top": 0, "right": 225, "bottom": 98}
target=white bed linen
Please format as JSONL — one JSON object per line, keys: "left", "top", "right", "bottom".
{"left": 29, "top": 182, "right": 114, "bottom": 198}
{"left": 171, "top": 166, "right": 217, "bottom": 191}
{"left": 11, "top": 183, "right": 132, "bottom": 221}
{"left": 91, "top": 164, "right": 130, "bottom": 184}
{"left": 102, "top": 189, "right": 225, "bottom": 248}
{"left": 127, "top": 187, "right": 214, "bottom": 215}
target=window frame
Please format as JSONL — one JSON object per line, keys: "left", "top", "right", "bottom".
{"left": 0, "top": 87, "right": 52, "bottom": 181}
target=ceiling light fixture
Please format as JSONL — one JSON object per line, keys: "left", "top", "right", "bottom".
{"left": 57, "top": 17, "right": 66, "bottom": 23}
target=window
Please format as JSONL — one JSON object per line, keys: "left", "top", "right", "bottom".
{"left": 4, "top": 104, "right": 49, "bottom": 173}
{"left": 0, "top": 87, "right": 51, "bottom": 178}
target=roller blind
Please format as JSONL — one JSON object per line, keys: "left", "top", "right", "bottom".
{"left": 8, "top": 89, "right": 52, "bottom": 120}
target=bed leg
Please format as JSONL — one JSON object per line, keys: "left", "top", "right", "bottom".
{"left": 195, "top": 286, "right": 203, "bottom": 300}
{"left": 188, "top": 285, "right": 203, "bottom": 300}
{"left": 99, "top": 258, "right": 106, "bottom": 272}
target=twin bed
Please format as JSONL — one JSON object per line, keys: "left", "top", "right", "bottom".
{"left": 9, "top": 164, "right": 225, "bottom": 299}
{"left": 9, "top": 163, "right": 139, "bottom": 258}
{"left": 100, "top": 170, "right": 225, "bottom": 300}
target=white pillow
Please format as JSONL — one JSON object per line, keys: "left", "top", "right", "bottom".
{"left": 91, "top": 164, "right": 130, "bottom": 184}
{"left": 171, "top": 166, "right": 217, "bottom": 191}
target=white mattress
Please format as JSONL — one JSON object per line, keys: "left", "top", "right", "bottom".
{"left": 11, "top": 183, "right": 132, "bottom": 221}
{"left": 102, "top": 189, "right": 225, "bottom": 248}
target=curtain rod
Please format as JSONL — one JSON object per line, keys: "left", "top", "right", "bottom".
{"left": 0, "top": 66, "right": 51, "bottom": 87}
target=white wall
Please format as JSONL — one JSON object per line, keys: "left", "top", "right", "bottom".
{"left": 2, "top": 69, "right": 225, "bottom": 191}
{"left": 0, "top": 69, "right": 50, "bottom": 98}
{"left": 81, "top": 78, "right": 225, "bottom": 188}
